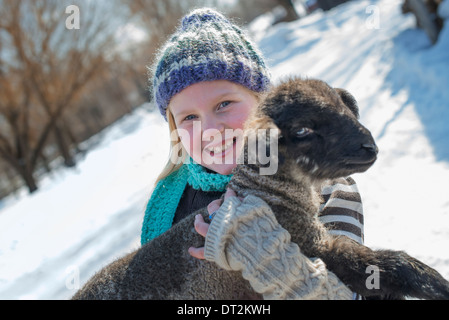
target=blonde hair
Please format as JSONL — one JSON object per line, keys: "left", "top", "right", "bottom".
{"left": 154, "top": 107, "right": 187, "bottom": 185}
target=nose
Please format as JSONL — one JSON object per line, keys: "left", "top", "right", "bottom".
{"left": 202, "top": 117, "right": 225, "bottom": 141}
{"left": 203, "top": 119, "right": 224, "bottom": 132}
{"left": 361, "top": 143, "right": 379, "bottom": 154}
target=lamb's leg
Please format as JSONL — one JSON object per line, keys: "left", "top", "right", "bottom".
{"left": 316, "top": 236, "right": 449, "bottom": 300}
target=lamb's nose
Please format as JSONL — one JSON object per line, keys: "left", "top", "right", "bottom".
{"left": 362, "top": 143, "right": 379, "bottom": 154}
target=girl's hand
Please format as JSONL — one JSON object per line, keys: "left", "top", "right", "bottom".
{"left": 188, "top": 188, "right": 237, "bottom": 259}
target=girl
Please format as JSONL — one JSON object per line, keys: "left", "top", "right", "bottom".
{"left": 143, "top": 8, "right": 365, "bottom": 299}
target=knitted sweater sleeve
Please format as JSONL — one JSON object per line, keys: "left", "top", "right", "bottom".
{"left": 204, "top": 195, "right": 353, "bottom": 300}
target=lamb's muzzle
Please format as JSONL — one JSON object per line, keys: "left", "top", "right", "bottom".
{"left": 362, "top": 143, "right": 378, "bottom": 153}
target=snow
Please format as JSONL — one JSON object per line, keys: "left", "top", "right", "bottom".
{"left": 0, "top": 106, "right": 169, "bottom": 299}
{"left": 439, "top": 0, "right": 449, "bottom": 20}
{"left": 1, "top": 0, "right": 448, "bottom": 299}
{"left": 253, "top": 0, "right": 449, "bottom": 274}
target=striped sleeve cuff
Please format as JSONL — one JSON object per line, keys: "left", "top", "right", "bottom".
{"left": 319, "top": 177, "right": 364, "bottom": 244}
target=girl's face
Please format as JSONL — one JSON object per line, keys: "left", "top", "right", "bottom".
{"left": 170, "top": 80, "right": 257, "bottom": 175}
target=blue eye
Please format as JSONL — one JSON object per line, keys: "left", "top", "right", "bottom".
{"left": 184, "top": 114, "right": 197, "bottom": 121}
{"left": 295, "top": 128, "right": 313, "bottom": 138}
{"left": 218, "top": 101, "right": 231, "bottom": 109}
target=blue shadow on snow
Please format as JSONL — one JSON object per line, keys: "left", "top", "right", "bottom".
{"left": 381, "top": 27, "right": 449, "bottom": 163}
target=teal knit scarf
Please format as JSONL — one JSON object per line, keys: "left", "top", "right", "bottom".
{"left": 141, "top": 159, "right": 232, "bottom": 245}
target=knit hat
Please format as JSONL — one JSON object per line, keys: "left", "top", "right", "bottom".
{"left": 151, "top": 8, "right": 271, "bottom": 120}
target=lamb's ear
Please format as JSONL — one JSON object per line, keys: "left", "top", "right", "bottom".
{"left": 335, "top": 88, "right": 360, "bottom": 119}
{"left": 244, "top": 112, "right": 279, "bottom": 131}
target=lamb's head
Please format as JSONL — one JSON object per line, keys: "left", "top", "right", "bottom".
{"left": 245, "top": 78, "right": 378, "bottom": 182}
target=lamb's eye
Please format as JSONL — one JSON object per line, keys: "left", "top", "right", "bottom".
{"left": 295, "top": 128, "right": 313, "bottom": 138}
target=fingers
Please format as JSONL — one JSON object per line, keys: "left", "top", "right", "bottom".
{"left": 189, "top": 215, "right": 209, "bottom": 260}
{"left": 194, "top": 214, "right": 209, "bottom": 237}
{"left": 207, "top": 199, "right": 222, "bottom": 216}
{"left": 225, "top": 187, "right": 243, "bottom": 201}
{"left": 188, "top": 246, "right": 205, "bottom": 260}
{"left": 190, "top": 188, "right": 240, "bottom": 261}
{"left": 207, "top": 188, "right": 239, "bottom": 217}
{"left": 224, "top": 187, "right": 237, "bottom": 199}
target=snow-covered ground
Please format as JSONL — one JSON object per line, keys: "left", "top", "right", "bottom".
{"left": 1, "top": 0, "right": 448, "bottom": 299}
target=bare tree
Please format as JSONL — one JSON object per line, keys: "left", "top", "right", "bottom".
{"left": 226, "top": 0, "right": 279, "bottom": 24}
{"left": 0, "top": 62, "right": 39, "bottom": 192}
{"left": 0, "top": 0, "right": 119, "bottom": 193}
{"left": 402, "top": 0, "right": 444, "bottom": 44}
{"left": 122, "top": 0, "right": 236, "bottom": 72}
{"left": 124, "top": 0, "right": 221, "bottom": 38}
{"left": 277, "top": 0, "right": 300, "bottom": 22}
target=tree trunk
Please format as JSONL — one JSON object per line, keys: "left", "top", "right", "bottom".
{"left": 403, "top": 0, "right": 440, "bottom": 44}
{"left": 38, "top": 150, "right": 52, "bottom": 174}
{"left": 316, "top": 0, "right": 350, "bottom": 11}
{"left": 53, "top": 123, "right": 76, "bottom": 168}
{"left": 16, "top": 161, "right": 38, "bottom": 193}
{"left": 277, "top": 0, "right": 299, "bottom": 22}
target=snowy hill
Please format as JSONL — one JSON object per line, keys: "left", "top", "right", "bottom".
{"left": 1, "top": 0, "right": 448, "bottom": 299}
{"left": 253, "top": 0, "right": 449, "bottom": 276}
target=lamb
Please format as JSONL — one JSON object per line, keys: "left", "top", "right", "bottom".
{"left": 72, "top": 78, "right": 449, "bottom": 300}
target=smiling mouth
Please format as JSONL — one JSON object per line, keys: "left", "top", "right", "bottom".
{"left": 204, "top": 137, "right": 237, "bottom": 157}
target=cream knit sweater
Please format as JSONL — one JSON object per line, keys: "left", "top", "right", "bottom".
{"left": 204, "top": 195, "right": 353, "bottom": 300}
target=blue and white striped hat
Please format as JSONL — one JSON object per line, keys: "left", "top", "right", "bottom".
{"left": 151, "top": 8, "right": 271, "bottom": 120}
